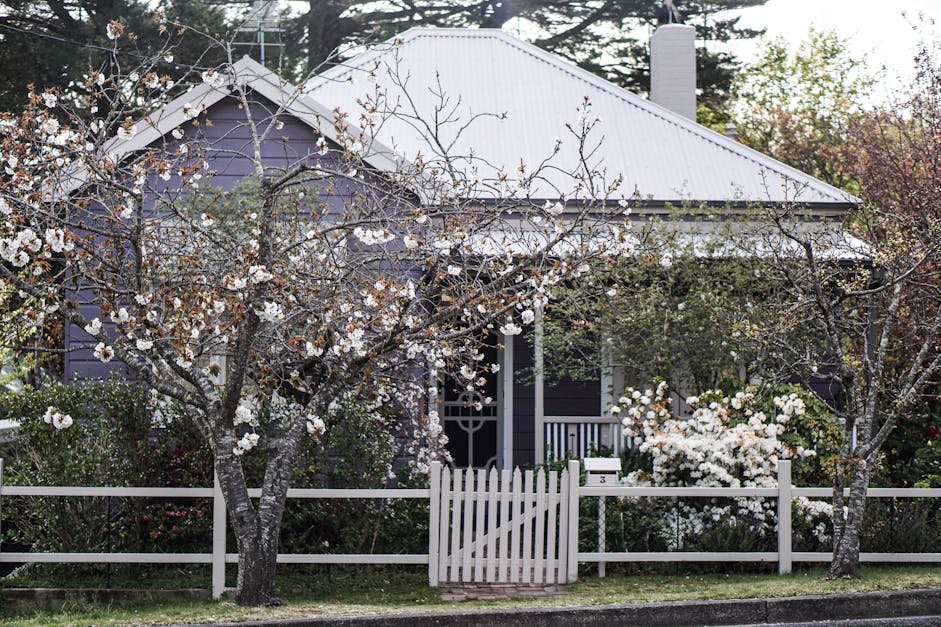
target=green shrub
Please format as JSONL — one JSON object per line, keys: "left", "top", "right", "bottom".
{"left": 0, "top": 379, "right": 219, "bottom": 571}
{"left": 0, "top": 380, "right": 429, "bottom": 568}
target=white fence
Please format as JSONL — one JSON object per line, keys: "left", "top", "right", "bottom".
{"left": 0, "top": 460, "right": 429, "bottom": 599}
{"left": 2, "top": 458, "right": 941, "bottom": 598}
{"left": 580, "top": 460, "right": 941, "bottom": 575}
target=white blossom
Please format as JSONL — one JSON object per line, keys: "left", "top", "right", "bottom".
{"left": 117, "top": 124, "right": 138, "bottom": 140}
{"left": 233, "top": 431, "right": 260, "bottom": 455}
{"left": 353, "top": 227, "right": 394, "bottom": 245}
{"left": 542, "top": 200, "right": 564, "bottom": 216}
{"left": 44, "top": 228, "right": 72, "bottom": 253}
{"left": 40, "top": 118, "right": 60, "bottom": 135}
{"left": 201, "top": 70, "right": 227, "bottom": 89}
{"left": 248, "top": 265, "right": 274, "bottom": 284}
{"left": 234, "top": 402, "right": 255, "bottom": 426}
{"left": 306, "top": 414, "right": 326, "bottom": 436}
{"left": 256, "top": 301, "right": 285, "bottom": 323}
{"left": 43, "top": 406, "right": 73, "bottom": 430}
{"left": 93, "top": 342, "right": 114, "bottom": 363}
{"left": 109, "top": 307, "right": 130, "bottom": 324}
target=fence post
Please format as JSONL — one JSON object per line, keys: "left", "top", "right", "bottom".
{"left": 566, "top": 459, "right": 580, "bottom": 583}
{"left": 0, "top": 457, "right": 4, "bottom": 555}
{"left": 777, "top": 459, "right": 792, "bottom": 575}
{"left": 597, "top": 493, "right": 606, "bottom": 578}
{"left": 212, "top": 471, "right": 226, "bottom": 599}
{"left": 428, "top": 461, "right": 441, "bottom": 587}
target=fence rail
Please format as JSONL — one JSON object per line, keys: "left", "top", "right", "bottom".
{"left": 2, "top": 458, "right": 941, "bottom": 597}
{"left": 0, "top": 460, "right": 429, "bottom": 599}
{"left": 581, "top": 460, "right": 941, "bottom": 576}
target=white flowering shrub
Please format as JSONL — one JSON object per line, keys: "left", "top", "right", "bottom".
{"left": 618, "top": 382, "right": 836, "bottom": 550}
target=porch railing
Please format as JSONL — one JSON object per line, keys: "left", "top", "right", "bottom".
{"left": 537, "top": 415, "right": 626, "bottom": 463}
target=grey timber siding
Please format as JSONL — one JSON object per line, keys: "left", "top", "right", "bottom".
{"left": 65, "top": 92, "right": 347, "bottom": 381}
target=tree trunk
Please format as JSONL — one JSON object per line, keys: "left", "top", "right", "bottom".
{"left": 212, "top": 413, "right": 309, "bottom": 605}
{"left": 212, "top": 442, "right": 286, "bottom": 606}
{"left": 234, "top": 524, "right": 281, "bottom": 605}
{"left": 829, "top": 464, "right": 871, "bottom": 578}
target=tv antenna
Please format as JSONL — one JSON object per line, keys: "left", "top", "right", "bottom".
{"left": 232, "top": 1, "right": 285, "bottom": 65}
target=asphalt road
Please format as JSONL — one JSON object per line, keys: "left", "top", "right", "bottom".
{"left": 748, "top": 616, "right": 941, "bottom": 626}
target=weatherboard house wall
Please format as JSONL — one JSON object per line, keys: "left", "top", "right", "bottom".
{"left": 63, "top": 28, "right": 859, "bottom": 469}
{"left": 63, "top": 65, "right": 365, "bottom": 382}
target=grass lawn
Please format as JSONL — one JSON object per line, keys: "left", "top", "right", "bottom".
{"left": 2, "top": 564, "right": 941, "bottom": 626}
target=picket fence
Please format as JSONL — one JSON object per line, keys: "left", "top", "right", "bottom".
{"left": 1, "top": 458, "right": 940, "bottom": 598}
{"left": 429, "top": 464, "right": 578, "bottom": 586}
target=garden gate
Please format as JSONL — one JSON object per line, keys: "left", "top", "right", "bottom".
{"left": 427, "top": 461, "right": 580, "bottom": 587}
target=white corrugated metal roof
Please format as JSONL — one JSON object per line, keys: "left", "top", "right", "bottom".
{"left": 305, "top": 28, "right": 857, "bottom": 207}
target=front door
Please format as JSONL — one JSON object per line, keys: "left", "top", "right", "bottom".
{"left": 441, "top": 338, "right": 501, "bottom": 468}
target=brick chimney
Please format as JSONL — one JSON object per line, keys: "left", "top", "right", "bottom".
{"left": 649, "top": 23, "right": 697, "bottom": 121}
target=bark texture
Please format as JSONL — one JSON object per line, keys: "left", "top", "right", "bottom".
{"left": 829, "top": 464, "right": 871, "bottom": 578}
{"left": 213, "top": 415, "right": 308, "bottom": 605}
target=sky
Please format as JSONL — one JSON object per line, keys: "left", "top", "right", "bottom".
{"left": 721, "top": 0, "right": 941, "bottom": 97}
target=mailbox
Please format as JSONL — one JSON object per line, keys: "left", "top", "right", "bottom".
{"left": 583, "top": 457, "right": 621, "bottom": 486}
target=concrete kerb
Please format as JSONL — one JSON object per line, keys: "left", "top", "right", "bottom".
{"left": 187, "top": 588, "right": 941, "bottom": 626}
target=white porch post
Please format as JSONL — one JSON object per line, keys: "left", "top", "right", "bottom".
{"left": 502, "top": 333, "right": 514, "bottom": 470}
{"left": 600, "top": 333, "right": 614, "bottom": 454}
{"left": 534, "top": 306, "right": 545, "bottom": 465}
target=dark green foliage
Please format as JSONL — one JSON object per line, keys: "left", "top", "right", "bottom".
{"left": 0, "top": 379, "right": 214, "bottom": 563}
{"left": 860, "top": 498, "right": 941, "bottom": 554}
{"left": 543, "top": 251, "right": 777, "bottom": 392}
{"left": 882, "top": 413, "right": 941, "bottom": 488}
{"left": 0, "top": 1, "right": 232, "bottom": 114}
{"left": 0, "top": 1, "right": 770, "bottom": 123}
{"left": 759, "top": 384, "right": 842, "bottom": 487}
{"left": 286, "top": 0, "right": 768, "bottom": 118}
{"left": 281, "top": 398, "right": 429, "bottom": 556}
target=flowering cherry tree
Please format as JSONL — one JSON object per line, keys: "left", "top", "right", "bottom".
{"left": 0, "top": 18, "right": 633, "bottom": 604}
{"left": 746, "top": 197, "right": 941, "bottom": 577}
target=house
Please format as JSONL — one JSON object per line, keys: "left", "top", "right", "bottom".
{"left": 63, "top": 25, "right": 857, "bottom": 470}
